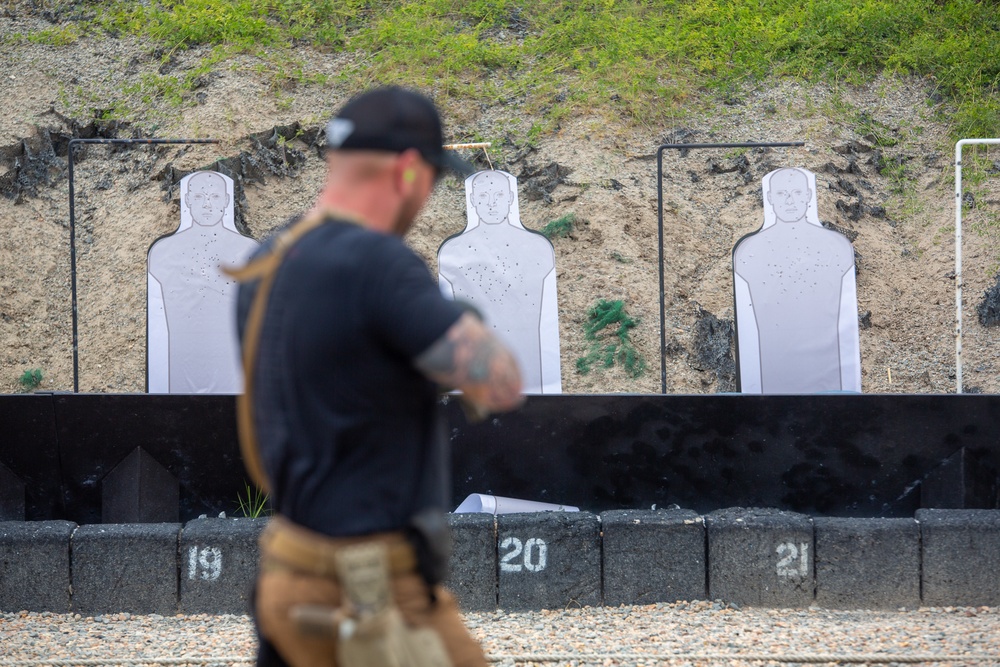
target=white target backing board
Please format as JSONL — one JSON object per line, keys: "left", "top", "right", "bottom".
{"left": 732, "top": 167, "right": 861, "bottom": 393}
{"left": 147, "top": 171, "right": 258, "bottom": 393}
{"left": 438, "top": 170, "right": 561, "bottom": 394}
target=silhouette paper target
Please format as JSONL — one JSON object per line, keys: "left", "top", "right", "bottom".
{"left": 147, "top": 171, "right": 259, "bottom": 393}
{"left": 438, "top": 170, "right": 561, "bottom": 394}
{"left": 732, "top": 167, "right": 861, "bottom": 393}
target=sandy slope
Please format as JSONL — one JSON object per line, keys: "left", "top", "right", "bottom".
{"left": 2, "top": 16, "right": 999, "bottom": 395}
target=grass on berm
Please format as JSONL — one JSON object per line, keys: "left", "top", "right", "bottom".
{"left": 8, "top": 0, "right": 1000, "bottom": 139}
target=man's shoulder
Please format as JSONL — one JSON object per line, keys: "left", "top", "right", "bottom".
{"left": 295, "top": 218, "right": 397, "bottom": 253}
{"left": 340, "top": 223, "right": 417, "bottom": 264}
{"left": 310, "top": 223, "right": 429, "bottom": 283}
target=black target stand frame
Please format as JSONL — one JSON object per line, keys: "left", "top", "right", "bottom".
{"left": 656, "top": 141, "right": 805, "bottom": 394}
{"left": 67, "top": 137, "right": 220, "bottom": 392}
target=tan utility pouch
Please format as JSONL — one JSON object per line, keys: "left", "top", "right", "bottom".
{"left": 288, "top": 542, "right": 452, "bottom": 667}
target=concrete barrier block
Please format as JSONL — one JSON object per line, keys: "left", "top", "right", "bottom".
{"left": 497, "top": 512, "right": 600, "bottom": 611}
{"left": 601, "top": 509, "right": 705, "bottom": 606}
{"left": 707, "top": 508, "right": 813, "bottom": 607}
{"left": 815, "top": 517, "right": 919, "bottom": 609}
{"left": 72, "top": 523, "right": 180, "bottom": 615}
{"left": 0, "top": 521, "right": 75, "bottom": 612}
{"left": 918, "top": 509, "right": 1000, "bottom": 606}
{"left": 447, "top": 513, "right": 496, "bottom": 612}
{"left": 179, "top": 517, "right": 266, "bottom": 614}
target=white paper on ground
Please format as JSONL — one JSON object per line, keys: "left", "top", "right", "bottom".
{"left": 453, "top": 493, "right": 579, "bottom": 515}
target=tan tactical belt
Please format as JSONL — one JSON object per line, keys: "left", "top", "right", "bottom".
{"left": 261, "top": 516, "right": 418, "bottom": 579}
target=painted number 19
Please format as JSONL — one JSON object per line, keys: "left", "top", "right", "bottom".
{"left": 775, "top": 541, "right": 809, "bottom": 577}
{"left": 500, "top": 537, "right": 548, "bottom": 573}
{"left": 188, "top": 546, "right": 222, "bottom": 581}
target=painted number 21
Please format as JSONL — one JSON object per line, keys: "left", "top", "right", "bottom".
{"left": 500, "top": 537, "right": 548, "bottom": 573}
{"left": 775, "top": 541, "right": 809, "bottom": 577}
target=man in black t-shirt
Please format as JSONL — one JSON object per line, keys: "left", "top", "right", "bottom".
{"left": 233, "top": 87, "right": 523, "bottom": 667}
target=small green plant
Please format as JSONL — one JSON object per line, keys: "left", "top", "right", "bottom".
{"left": 236, "top": 482, "right": 270, "bottom": 518}
{"left": 874, "top": 152, "right": 911, "bottom": 195}
{"left": 26, "top": 24, "right": 82, "bottom": 46}
{"left": 540, "top": 213, "right": 575, "bottom": 239}
{"left": 853, "top": 111, "right": 898, "bottom": 147}
{"left": 610, "top": 250, "right": 632, "bottom": 264}
{"left": 18, "top": 368, "right": 43, "bottom": 392}
{"left": 526, "top": 122, "right": 545, "bottom": 147}
{"left": 576, "top": 300, "right": 645, "bottom": 378}
{"left": 122, "top": 72, "right": 189, "bottom": 107}
{"left": 274, "top": 92, "right": 294, "bottom": 111}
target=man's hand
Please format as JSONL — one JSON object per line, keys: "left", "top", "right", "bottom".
{"left": 415, "top": 312, "right": 524, "bottom": 415}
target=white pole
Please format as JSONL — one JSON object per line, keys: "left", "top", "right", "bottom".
{"left": 954, "top": 138, "right": 1000, "bottom": 394}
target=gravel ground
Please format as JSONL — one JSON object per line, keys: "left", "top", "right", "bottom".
{"left": 0, "top": 603, "right": 997, "bottom": 666}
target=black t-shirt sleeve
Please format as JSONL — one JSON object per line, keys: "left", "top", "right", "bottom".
{"left": 367, "top": 238, "right": 463, "bottom": 360}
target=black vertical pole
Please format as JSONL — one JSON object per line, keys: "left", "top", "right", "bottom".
{"left": 68, "top": 140, "right": 80, "bottom": 393}
{"left": 66, "top": 137, "right": 219, "bottom": 392}
{"left": 656, "top": 141, "right": 805, "bottom": 394}
{"left": 657, "top": 146, "right": 667, "bottom": 395}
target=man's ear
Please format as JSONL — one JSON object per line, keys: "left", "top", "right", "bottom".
{"left": 395, "top": 149, "right": 421, "bottom": 193}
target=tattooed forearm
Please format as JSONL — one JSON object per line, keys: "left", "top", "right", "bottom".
{"left": 416, "top": 313, "right": 504, "bottom": 386}
{"left": 466, "top": 336, "right": 501, "bottom": 382}
{"left": 416, "top": 313, "right": 523, "bottom": 412}
{"left": 415, "top": 337, "right": 459, "bottom": 378}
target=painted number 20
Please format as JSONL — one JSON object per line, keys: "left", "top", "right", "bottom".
{"left": 500, "top": 537, "right": 548, "bottom": 573}
{"left": 775, "top": 541, "right": 809, "bottom": 577}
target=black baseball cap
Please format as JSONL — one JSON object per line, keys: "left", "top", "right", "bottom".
{"left": 325, "top": 86, "right": 473, "bottom": 177}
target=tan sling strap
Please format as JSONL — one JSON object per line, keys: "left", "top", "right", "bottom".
{"left": 224, "top": 208, "right": 366, "bottom": 493}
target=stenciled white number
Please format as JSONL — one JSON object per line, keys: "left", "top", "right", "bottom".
{"left": 523, "top": 538, "right": 547, "bottom": 572}
{"left": 775, "top": 541, "right": 810, "bottom": 578}
{"left": 188, "top": 546, "right": 223, "bottom": 581}
{"left": 500, "top": 537, "right": 523, "bottom": 572}
{"left": 500, "top": 537, "right": 548, "bottom": 573}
